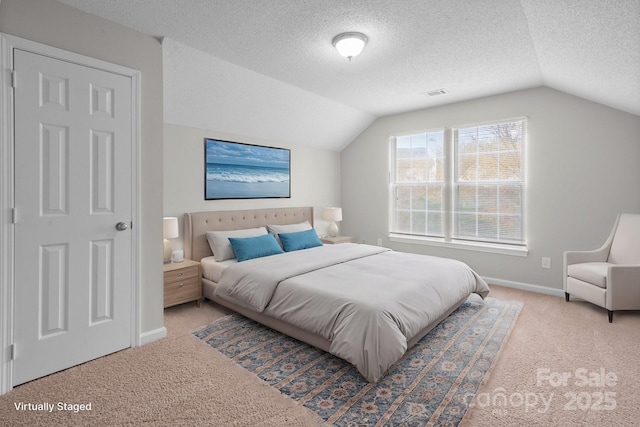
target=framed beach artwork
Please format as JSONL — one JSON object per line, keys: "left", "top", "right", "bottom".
{"left": 204, "top": 138, "right": 291, "bottom": 200}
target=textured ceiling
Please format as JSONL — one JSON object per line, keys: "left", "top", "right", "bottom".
{"left": 58, "top": 0, "right": 640, "bottom": 149}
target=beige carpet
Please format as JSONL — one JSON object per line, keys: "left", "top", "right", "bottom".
{"left": 461, "top": 286, "right": 640, "bottom": 427}
{"left": 1, "top": 285, "right": 638, "bottom": 426}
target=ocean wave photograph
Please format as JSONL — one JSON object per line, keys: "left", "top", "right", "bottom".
{"left": 205, "top": 138, "right": 291, "bottom": 199}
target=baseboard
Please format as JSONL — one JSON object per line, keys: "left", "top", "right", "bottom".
{"left": 483, "top": 276, "right": 565, "bottom": 298}
{"left": 139, "top": 326, "right": 167, "bottom": 346}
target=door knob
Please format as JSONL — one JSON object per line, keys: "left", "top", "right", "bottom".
{"left": 115, "top": 222, "right": 129, "bottom": 231}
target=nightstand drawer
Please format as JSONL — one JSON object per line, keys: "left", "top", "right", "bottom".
{"left": 164, "top": 276, "right": 200, "bottom": 307}
{"left": 164, "top": 265, "right": 199, "bottom": 283}
{"left": 163, "top": 259, "right": 201, "bottom": 308}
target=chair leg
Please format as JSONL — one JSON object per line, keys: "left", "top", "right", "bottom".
{"left": 565, "top": 292, "right": 569, "bottom": 302}
{"left": 608, "top": 310, "right": 613, "bottom": 323}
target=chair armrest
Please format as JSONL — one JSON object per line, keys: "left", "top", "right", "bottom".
{"left": 607, "top": 265, "right": 640, "bottom": 310}
{"left": 564, "top": 249, "right": 609, "bottom": 266}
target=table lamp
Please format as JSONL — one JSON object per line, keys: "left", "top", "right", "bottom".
{"left": 322, "top": 207, "right": 342, "bottom": 237}
{"left": 163, "top": 217, "right": 179, "bottom": 264}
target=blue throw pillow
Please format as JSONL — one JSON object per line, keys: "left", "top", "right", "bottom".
{"left": 228, "top": 234, "right": 284, "bottom": 262}
{"left": 278, "top": 228, "right": 323, "bottom": 252}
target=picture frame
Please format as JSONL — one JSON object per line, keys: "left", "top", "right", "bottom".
{"left": 204, "top": 138, "right": 291, "bottom": 200}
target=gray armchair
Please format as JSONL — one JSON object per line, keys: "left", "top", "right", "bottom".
{"left": 564, "top": 213, "right": 640, "bottom": 322}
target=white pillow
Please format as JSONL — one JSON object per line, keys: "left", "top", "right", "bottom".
{"left": 267, "top": 221, "right": 312, "bottom": 245}
{"left": 206, "top": 227, "right": 268, "bottom": 261}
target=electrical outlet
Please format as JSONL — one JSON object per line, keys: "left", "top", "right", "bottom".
{"left": 377, "top": 238, "right": 383, "bottom": 246}
{"left": 541, "top": 257, "right": 551, "bottom": 269}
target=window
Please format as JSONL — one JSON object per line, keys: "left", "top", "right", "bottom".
{"left": 390, "top": 119, "right": 526, "bottom": 249}
{"left": 391, "top": 131, "right": 445, "bottom": 237}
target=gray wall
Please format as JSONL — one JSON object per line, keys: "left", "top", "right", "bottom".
{"left": 0, "top": 0, "right": 165, "bottom": 335}
{"left": 163, "top": 123, "right": 342, "bottom": 244}
{"left": 341, "top": 87, "right": 640, "bottom": 292}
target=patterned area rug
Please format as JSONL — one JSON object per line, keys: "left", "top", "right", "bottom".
{"left": 194, "top": 295, "right": 521, "bottom": 426}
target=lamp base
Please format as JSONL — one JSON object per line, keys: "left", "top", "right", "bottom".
{"left": 163, "top": 238, "right": 172, "bottom": 264}
{"left": 328, "top": 221, "right": 339, "bottom": 237}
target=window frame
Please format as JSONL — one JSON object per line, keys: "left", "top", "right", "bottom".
{"left": 388, "top": 118, "right": 528, "bottom": 257}
{"left": 389, "top": 129, "right": 447, "bottom": 238}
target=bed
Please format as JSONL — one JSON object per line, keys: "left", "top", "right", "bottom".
{"left": 184, "top": 207, "right": 489, "bottom": 383}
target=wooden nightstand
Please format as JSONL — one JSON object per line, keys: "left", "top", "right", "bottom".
{"left": 321, "top": 236, "right": 357, "bottom": 244}
{"left": 163, "top": 259, "right": 201, "bottom": 308}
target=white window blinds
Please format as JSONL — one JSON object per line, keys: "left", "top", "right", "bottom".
{"left": 453, "top": 120, "right": 525, "bottom": 245}
{"left": 391, "top": 131, "right": 445, "bottom": 237}
{"left": 390, "top": 119, "right": 526, "bottom": 247}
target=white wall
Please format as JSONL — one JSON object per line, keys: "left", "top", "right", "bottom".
{"left": 162, "top": 38, "right": 345, "bottom": 248}
{"left": 341, "top": 87, "right": 640, "bottom": 292}
{"left": 164, "top": 123, "right": 342, "bottom": 248}
{"left": 162, "top": 38, "right": 374, "bottom": 152}
{"left": 0, "top": 0, "right": 165, "bottom": 336}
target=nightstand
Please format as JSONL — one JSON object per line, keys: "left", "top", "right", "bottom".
{"left": 163, "top": 259, "right": 201, "bottom": 308}
{"left": 321, "top": 236, "right": 357, "bottom": 244}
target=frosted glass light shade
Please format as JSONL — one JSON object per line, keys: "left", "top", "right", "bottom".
{"left": 332, "top": 32, "right": 368, "bottom": 60}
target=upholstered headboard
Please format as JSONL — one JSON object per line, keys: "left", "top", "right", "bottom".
{"left": 184, "top": 207, "right": 314, "bottom": 262}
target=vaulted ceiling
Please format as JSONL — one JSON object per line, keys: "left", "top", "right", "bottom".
{"left": 58, "top": 0, "right": 640, "bottom": 150}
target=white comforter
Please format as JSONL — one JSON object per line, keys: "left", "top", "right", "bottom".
{"left": 214, "top": 243, "right": 489, "bottom": 383}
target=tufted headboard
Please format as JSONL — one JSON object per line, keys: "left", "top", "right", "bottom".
{"left": 184, "top": 207, "right": 314, "bottom": 262}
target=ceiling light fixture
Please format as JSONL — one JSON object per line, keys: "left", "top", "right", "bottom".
{"left": 332, "top": 32, "right": 368, "bottom": 61}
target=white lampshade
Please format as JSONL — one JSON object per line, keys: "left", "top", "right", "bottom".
{"left": 332, "top": 32, "right": 368, "bottom": 60}
{"left": 163, "top": 217, "right": 179, "bottom": 239}
{"left": 322, "top": 207, "right": 343, "bottom": 222}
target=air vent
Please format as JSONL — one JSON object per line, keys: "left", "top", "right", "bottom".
{"left": 422, "top": 89, "right": 448, "bottom": 97}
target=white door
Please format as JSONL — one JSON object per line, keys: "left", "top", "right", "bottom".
{"left": 13, "top": 49, "right": 133, "bottom": 385}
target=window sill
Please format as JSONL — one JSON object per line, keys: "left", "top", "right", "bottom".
{"left": 388, "top": 234, "right": 528, "bottom": 257}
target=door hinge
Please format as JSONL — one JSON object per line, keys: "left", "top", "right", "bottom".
{"left": 12, "top": 208, "right": 17, "bottom": 224}
{"left": 10, "top": 344, "right": 15, "bottom": 360}
{"left": 11, "top": 70, "right": 16, "bottom": 88}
